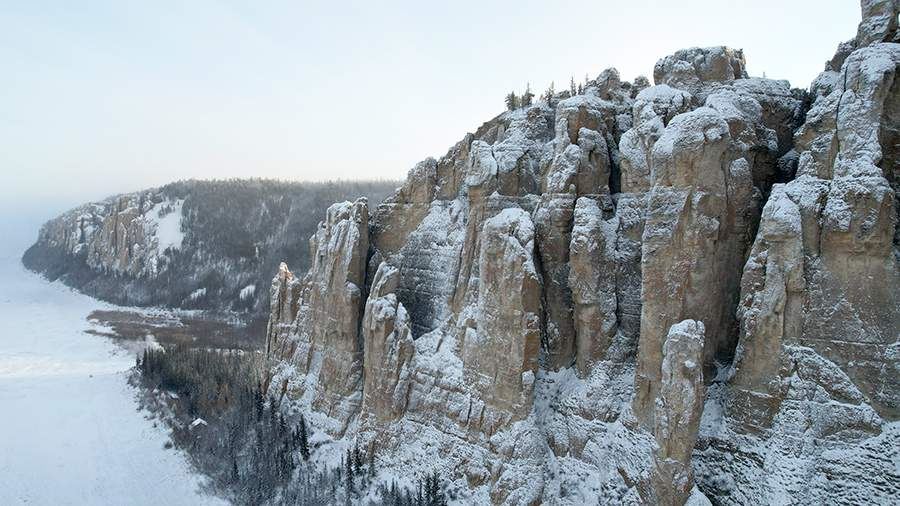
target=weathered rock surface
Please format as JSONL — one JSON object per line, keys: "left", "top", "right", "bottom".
{"left": 360, "top": 262, "right": 415, "bottom": 426}
{"left": 692, "top": 13, "right": 900, "bottom": 506}
{"left": 653, "top": 46, "right": 748, "bottom": 102}
{"left": 265, "top": 262, "right": 301, "bottom": 362}
{"left": 858, "top": 0, "right": 900, "bottom": 46}
{"left": 649, "top": 320, "right": 706, "bottom": 506}
{"left": 634, "top": 96, "right": 765, "bottom": 428}
{"left": 263, "top": 3, "right": 899, "bottom": 504}
{"left": 269, "top": 199, "right": 370, "bottom": 434}
{"left": 465, "top": 208, "right": 542, "bottom": 421}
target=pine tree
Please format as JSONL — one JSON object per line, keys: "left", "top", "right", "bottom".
{"left": 521, "top": 83, "right": 534, "bottom": 107}
{"left": 344, "top": 486, "right": 353, "bottom": 506}
{"left": 570, "top": 76, "right": 577, "bottom": 96}
{"left": 543, "top": 81, "right": 555, "bottom": 102}
{"left": 421, "top": 471, "right": 444, "bottom": 506}
{"left": 505, "top": 91, "right": 519, "bottom": 110}
{"left": 353, "top": 442, "right": 362, "bottom": 476}
{"left": 253, "top": 389, "right": 264, "bottom": 422}
{"left": 298, "top": 415, "right": 310, "bottom": 461}
{"left": 345, "top": 448, "right": 354, "bottom": 492}
{"left": 267, "top": 396, "right": 278, "bottom": 429}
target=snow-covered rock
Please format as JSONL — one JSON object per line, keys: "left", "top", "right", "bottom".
{"left": 653, "top": 46, "right": 748, "bottom": 102}
{"left": 269, "top": 199, "right": 369, "bottom": 435}
{"left": 264, "top": 4, "right": 898, "bottom": 504}
{"left": 693, "top": 16, "right": 900, "bottom": 506}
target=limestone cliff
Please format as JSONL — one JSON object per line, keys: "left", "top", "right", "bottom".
{"left": 265, "top": 3, "right": 899, "bottom": 504}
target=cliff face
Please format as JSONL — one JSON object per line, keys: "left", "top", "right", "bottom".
{"left": 265, "top": 3, "right": 899, "bottom": 504}
{"left": 23, "top": 179, "right": 398, "bottom": 315}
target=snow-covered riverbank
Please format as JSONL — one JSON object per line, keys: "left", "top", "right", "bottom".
{"left": 0, "top": 224, "right": 227, "bottom": 505}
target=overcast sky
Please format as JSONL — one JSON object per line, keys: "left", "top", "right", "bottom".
{"left": 2, "top": 0, "right": 859, "bottom": 212}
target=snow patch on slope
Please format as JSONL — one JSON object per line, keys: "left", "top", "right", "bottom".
{"left": 239, "top": 285, "right": 256, "bottom": 300}
{"left": 146, "top": 199, "right": 185, "bottom": 256}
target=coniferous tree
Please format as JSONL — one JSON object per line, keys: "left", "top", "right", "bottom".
{"left": 298, "top": 415, "right": 310, "bottom": 461}
{"left": 419, "top": 471, "right": 445, "bottom": 506}
{"left": 254, "top": 389, "right": 264, "bottom": 421}
{"left": 521, "top": 83, "right": 534, "bottom": 107}
{"left": 353, "top": 442, "right": 362, "bottom": 476}
{"left": 505, "top": 91, "right": 519, "bottom": 110}
{"left": 345, "top": 448, "right": 354, "bottom": 492}
{"left": 344, "top": 486, "right": 353, "bottom": 506}
{"left": 543, "top": 81, "right": 555, "bottom": 102}
{"left": 570, "top": 76, "right": 577, "bottom": 96}
{"left": 368, "top": 448, "right": 376, "bottom": 480}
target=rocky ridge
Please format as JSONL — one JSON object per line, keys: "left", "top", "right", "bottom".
{"left": 23, "top": 179, "right": 398, "bottom": 315}
{"left": 265, "top": 3, "right": 899, "bottom": 504}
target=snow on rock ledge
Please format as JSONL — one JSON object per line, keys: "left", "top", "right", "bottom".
{"left": 263, "top": 5, "right": 899, "bottom": 503}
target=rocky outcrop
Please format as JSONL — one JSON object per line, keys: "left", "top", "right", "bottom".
{"left": 29, "top": 192, "right": 183, "bottom": 280}
{"left": 360, "top": 262, "right": 414, "bottom": 426}
{"left": 265, "top": 262, "right": 301, "bottom": 361}
{"left": 633, "top": 103, "right": 759, "bottom": 428}
{"left": 653, "top": 46, "right": 748, "bottom": 102}
{"left": 692, "top": 13, "right": 900, "bottom": 506}
{"left": 269, "top": 199, "right": 369, "bottom": 434}
{"left": 649, "top": 320, "right": 706, "bottom": 506}
{"left": 619, "top": 84, "right": 694, "bottom": 193}
{"left": 23, "top": 179, "right": 398, "bottom": 315}
{"left": 568, "top": 196, "right": 618, "bottom": 374}
{"left": 263, "top": 3, "right": 899, "bottom": 504}
{"left": 858, "top": 0, "right": 900, "bottom": 46}
{"left": 534, "top": 195, "right": 577, "bottom": 370}
{"left": 464, "top": 208, "right": 542, "bottom": 421}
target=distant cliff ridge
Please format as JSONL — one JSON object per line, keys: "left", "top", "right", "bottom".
{"left": 23, "top": 179, "right": 399, "bottom": 315}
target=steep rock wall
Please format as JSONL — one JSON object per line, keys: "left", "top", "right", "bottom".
{"left": 264, "top": 3, "right": 898, "bottom": 504}
{"left": 694, "top": 29, "right": 900, "bottom": 505}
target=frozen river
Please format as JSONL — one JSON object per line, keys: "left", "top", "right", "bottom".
{"left": 0, "top": 219, "right": 226, "bottom": 505}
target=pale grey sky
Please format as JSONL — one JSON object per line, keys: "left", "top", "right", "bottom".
{"left": 1, "top": 0, "right": 859, "bottom": 209}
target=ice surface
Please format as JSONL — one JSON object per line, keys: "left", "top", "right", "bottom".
{"left": 0, "top": 220, "right": 225, "bottom": 505}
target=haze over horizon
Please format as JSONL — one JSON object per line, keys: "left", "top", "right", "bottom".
{"left": 2, "top": 0, "right": 858, "bottom": 211}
